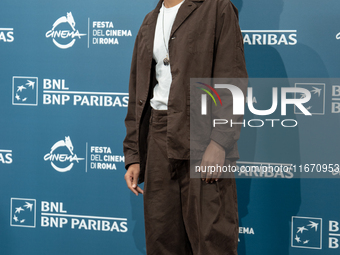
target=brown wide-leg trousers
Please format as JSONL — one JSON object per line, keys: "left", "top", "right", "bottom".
{"left": 143, "top": 109, "right": 239, "bottom": 255}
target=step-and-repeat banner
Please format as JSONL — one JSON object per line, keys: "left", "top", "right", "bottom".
{"left": 1, "top": 0, "right": 339, "bottom": 254}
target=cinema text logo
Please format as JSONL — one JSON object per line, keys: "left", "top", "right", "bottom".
{"left": 242, "top": 30, "right": 297, "bottom": 46}
{"left": 0, "top": 149, "right": 12, "bottom": 164}
{"left": 46, "top": 13, "right": 133, "bottom": 48}
{"left": 46, "top": 12, "right": 86, "bottom": 49}
{"left": 44, "top": 136, "right": 84, "bottom": 172}
{"left": 0, "top": 27, "right": 14, "bottom": 42}
{"left": 12, "top": 76, "right": 38, "bottom": 106}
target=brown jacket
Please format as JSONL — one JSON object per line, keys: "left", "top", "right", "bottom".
{"left": 123, "top": 0, "right": 248, "bottom": 184}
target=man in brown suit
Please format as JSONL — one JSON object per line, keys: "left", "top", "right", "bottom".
{"left": 123, "top": 0, "right": 247, "bottom": 254}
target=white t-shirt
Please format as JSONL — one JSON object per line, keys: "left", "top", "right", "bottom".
{"left": 150, "top": 1, "right": 184, "bottom": 110}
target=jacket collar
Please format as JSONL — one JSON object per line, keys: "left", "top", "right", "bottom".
{"left": 142, "top": 0, "right": 204, "bottom": 57}
{"left": 146, "top": 0, "right": 204, "bottom": 25}
{"left": 170, "top": 0, "right": 204, "bottom": 38}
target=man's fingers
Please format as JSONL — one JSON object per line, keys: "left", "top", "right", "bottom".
{"left": 136, "top": 186, "right": 143, "bottom": 194}
{"left": 131, "top": 188, "right": 139, "bottom": 196}
{"left": 205, "top": 171, "right": 213, "bottom": 183}
{"left": 132, "top": 170, "right": 139, "bottom": 188}
{"left": 199, "top": 139, "right": 226, "bottom": 183}
{"left": 124, "top": 164, "right": 142, "bottom": 196}
{"left": 124, "top": 172, "right": 138, "bottom": 196}
{"left": 200, "top": 162, "right": 206, "bottom": 181}
{"left": 200, "top": 161, "right": 216, "bottom": 183}
{"left": 214, "top": 170, "right": 222, "bottom": 182}
{"left": 123, "top": 172, "right": 130, "bottom": 186}
{"left": 128, "top": 175, "right": 139, "bottom": 196}
{"left": 204, "top": 164, "right": 211, "bottom": 183}
{"left": 202, "top": 163, "right": 222, "bottom": 183}
{"left": 212, "top": 170, "right": 220, "bottom": 181}
{"left": 212, "top": 174, "right": 219, "bottom": 182}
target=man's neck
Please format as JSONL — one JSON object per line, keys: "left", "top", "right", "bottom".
{"left": 163, "top": 0, "right": 183, "bottom": 8}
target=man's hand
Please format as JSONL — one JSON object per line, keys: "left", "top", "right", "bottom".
{"left": 124, "top": 163, "right": 143, "bottom": 196}
{"left": 200, "top": 140, "right": 225, "bottom": 183}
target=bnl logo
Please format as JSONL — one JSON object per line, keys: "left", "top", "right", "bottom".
{"left": 10, "top": 198, "right": 36, "bottom": 228}
{"left": 291, "top": 216, "right": 322, "bottom": 249}
{"left": 12, "top": 76, "right": 38, "bottom": 106}
{"left": 294, "top": 83, "right": 325, "bottom": 115}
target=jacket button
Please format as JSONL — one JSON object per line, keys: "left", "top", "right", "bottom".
{"left": 138, "top": 100, "right": 143, "bottom": 105}
{"left": 171, "top": 36, "right": 176, "bottom": 40}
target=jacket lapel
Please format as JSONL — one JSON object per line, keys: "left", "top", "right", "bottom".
{"left": 170, "top": 0, "right": 203, "bottom": 38}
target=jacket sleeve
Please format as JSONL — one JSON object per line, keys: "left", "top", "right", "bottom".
{"left": 123, "top": 32, "right": 140, "bottom": 170}
{"left": 210, "top": 1, "right": 248, "bottom": 152}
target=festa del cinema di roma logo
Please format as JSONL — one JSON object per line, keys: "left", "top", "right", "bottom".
{"left": 46, "top": 12, "right": 86, "bottom": 49}
{"left": 44, "top": 136, "right": 84, "bottom": 172}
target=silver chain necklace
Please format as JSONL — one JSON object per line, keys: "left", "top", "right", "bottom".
{"left": 162, "top": 4, "right": 170, "bottom": 66}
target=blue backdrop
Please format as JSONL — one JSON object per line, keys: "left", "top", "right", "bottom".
{"left": 1, "top": 0, "right": 340, "bottom": 254}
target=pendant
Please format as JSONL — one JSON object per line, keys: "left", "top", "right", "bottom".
{"left": 163, "top": 57, "right": 170, "bottom": 66}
